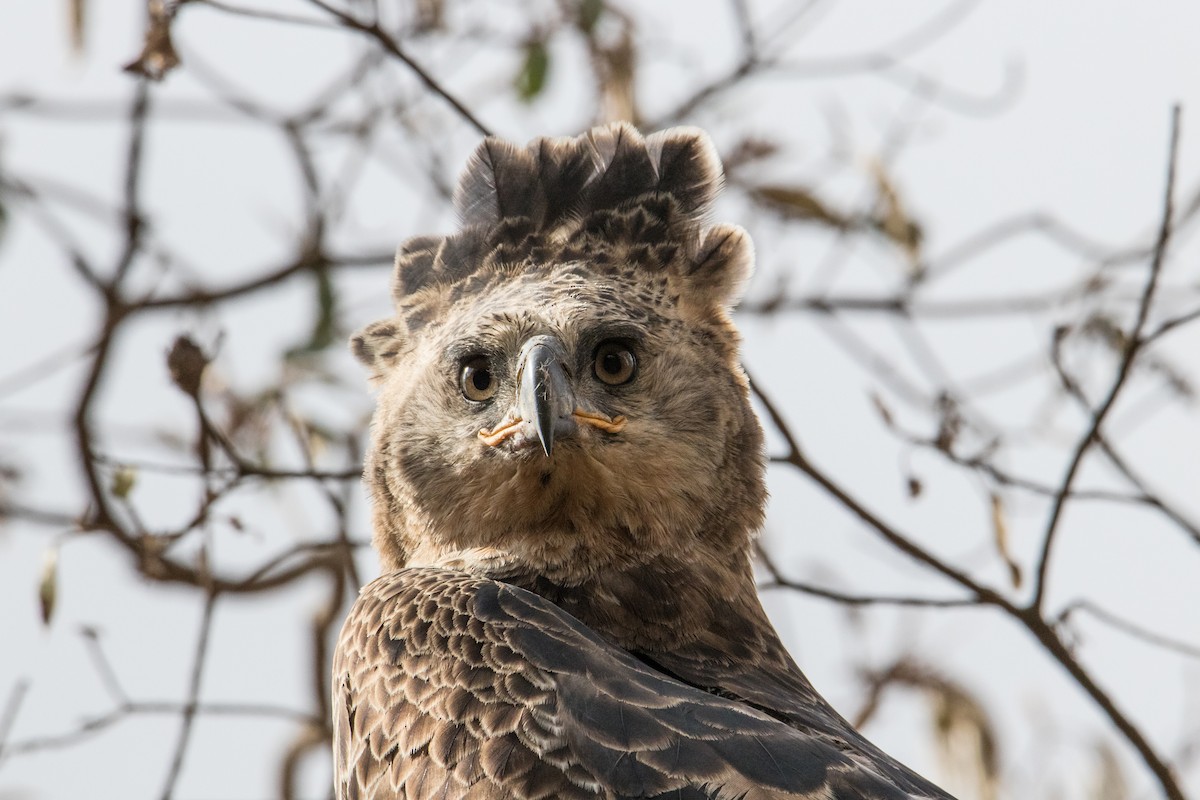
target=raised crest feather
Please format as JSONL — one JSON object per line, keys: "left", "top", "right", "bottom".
{"left": 454, "top": 139, "right": 543, "bottom": 226}
{"left": 389, "top": 122, "right": 737, "bottom": 311}
{"left": 451, "top": 122, "right": 721, "bottom": 235}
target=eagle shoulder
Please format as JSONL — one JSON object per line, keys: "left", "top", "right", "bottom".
{"left": 332, "top": 567, "right": 928, "bottom": 800}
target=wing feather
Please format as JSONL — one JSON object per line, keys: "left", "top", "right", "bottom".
{"left": 334, "top": 568, "right": 942, "bottom": 800}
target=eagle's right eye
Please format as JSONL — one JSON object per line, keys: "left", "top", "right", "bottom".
{"left": 593, "top": 340, "right": 637, "bottom": 386}
{"left": 460, "top": 356, "right": 497, "bottom": 402}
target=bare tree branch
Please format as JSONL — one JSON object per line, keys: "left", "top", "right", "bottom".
{"left": 1032, "top": 106, "right": 1182, "bottom": 611}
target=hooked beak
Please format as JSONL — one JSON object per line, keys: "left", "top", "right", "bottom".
{"left": 475, "top": 335, "right": 628, "bottom": 454}
{"left": 515, "top": 335, "right": 576, "bottom": 456}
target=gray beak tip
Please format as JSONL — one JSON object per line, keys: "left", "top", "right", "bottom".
{"left": 518, "top": 336, "right": 574, "bottom": 458}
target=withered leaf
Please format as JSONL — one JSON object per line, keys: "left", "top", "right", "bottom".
{"left": 595, "top": 27, "right": 636, "bottom": 122}
{"left": 869, "top": 160, "right": 923, "bottom": 272}
{"left": 413, "top": 0, "right": 444, "bottom": 33}
{"left": 38, "top": 545, "right": 59, "bottom": 625}
{"left": 930, "top": 679, "right": 1000, "bottom": 800}
{"left": 122, "top": 0, "right": 180, "bottom": 81}
{"left": 167, "top": 335, "right": 209, "bottom": 397}
{"left": 1089, "top": 740, "right": 1129, "bottom": 800}
{"left": 989, "top": 492, "right": 1021, "bottom": 588}
{"left": 751, "top": 185, "right": 849, "bottom": 230}
{"left": 69, "top": 0, "right": 87, "bottom": 54}
{"left": 869, "top": 392, "right": 895, "bottom": 429}
{"left": 934, "top": 393, "right": 962, "bottom": 453}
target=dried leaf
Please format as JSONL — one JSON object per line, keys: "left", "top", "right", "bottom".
{"left": 69, "top": 0, "right": 87, "bottom": 54}
{"left": 167, "top": 335, "right": 209, "bottom": 397}
{"left": 869, "top": 160, "right": 923, "bottom": 272}
{"left": 1081, "top": 313, "right": 1129, "bottom": 355}
{"left": 934, "top": 392, "right": 961, "bottom": 453}
{"left": 1083, "top": 273, "right": 1111, "bottom": 295}
{"left": 869, "top": 392, "right": 895, "bottom": 429}
{"left": 595, "top": 27, "right": 636, "bottom": 122}
{"left": 110, "top": 466, "right": 137, "bottom": 499}
{"left": 515, "top": 39, "right": 550, "bottom": 103}
{"left": 413, "top": 0, "right": 444, "bottom": 32}
{"left": 930, "top": 681, "right": 1000, "bottom": 800}
{"left": 751, "top": 185, "right": 849, "bottom": 229}
{"left": 1089, "top": 740, "right": 1129, "bottom": 800}
{"left": 907, "top": 476, "right": 923, "bottom": 499}
{"left": 721, "top": 137, "right": 781, "bottom": 173}
{"left": 38, "top": 545, "right": 59, "bottom": 625}
{"left": 862, "top": 659, "right": 999, "bottom": 800}
{"left": 122, "top": 0, "right": 180, "bottom": 81}
{"left": 989, "top": 492, "right": 1021, "bottom": 588}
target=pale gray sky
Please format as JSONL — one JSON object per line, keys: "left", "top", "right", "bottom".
{"left": 2, "top": 2, "right": 1199, "bottom": 799}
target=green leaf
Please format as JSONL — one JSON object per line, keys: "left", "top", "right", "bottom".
{"left": 577, "top": 0, "right": 604, "bottom": 33}
{"left": 111, "top": 466, "right": 137, "bottom": 499}
{"left": 514, "top": 40, "right": 550, "bottom": 103}
{"left": 286, "top": 267, "right": 339, "bottom": 359}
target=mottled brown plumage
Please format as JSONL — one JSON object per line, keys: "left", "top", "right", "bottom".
{"left": 335, "top": 123, "right": 956, "bottom": 800}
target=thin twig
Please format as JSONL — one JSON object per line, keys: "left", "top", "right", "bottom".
{"left": 1031, "top": 107, "right": 1182, "bottom": 611}
{"left": 1057, "top": 600, "right": 1200, "bottom": 660}
{"left": 0, "top": 680, "right": 30, "bottom": 761}
{"left": 752, "top": 353, "right": 1186, "bottom": 800}
{"left": 1050, "top": 345, "right": 1200, "bottom": 546}
{"left": 303, "top": 0, "right": 492, "bottom": 137}
{"left": 750, "top": 373, "right": 1012, "bottom": 609}
{"left": 111, "top": 80, "right": 152, "bottom": 288}
{"left": 755, "top": 544, "right": 976, "bottom": 608}
{"left": 158, "top": 590, "right": 218, "bottom": 800}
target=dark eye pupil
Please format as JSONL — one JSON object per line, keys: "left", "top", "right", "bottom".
{"left": 594, "top": 343, "right": 635, "bottom": 386}
{"left": 461, "top": 356, "right": 497, "bottom": 401}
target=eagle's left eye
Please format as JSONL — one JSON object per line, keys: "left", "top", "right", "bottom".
{"left": 593, "top": 341, "right": 637, "bottom": 386}
{"left": 460, "top": 356, "right": 497, "bottom": 402}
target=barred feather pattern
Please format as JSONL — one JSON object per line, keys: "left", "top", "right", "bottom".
{"left": 389, "top": 123, "right": 728, "bottom": 320}
{"left": 334, "top": 569, "right": 950, "bottom": 800}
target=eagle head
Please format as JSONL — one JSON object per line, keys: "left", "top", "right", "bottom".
{"left": 353, "top": 123, "right": 766, "bottom": 581}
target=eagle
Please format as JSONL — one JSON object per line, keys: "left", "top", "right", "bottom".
{"left": 334, "top": 122, "right": 956, "bottom": 800}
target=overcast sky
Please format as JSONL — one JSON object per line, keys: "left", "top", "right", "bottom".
{"left": 2, "top": 2, "right": 1199, "bottom": 799}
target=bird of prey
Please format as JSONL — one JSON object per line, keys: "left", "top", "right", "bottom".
{"left": 334, "top": 122, "right": 956, "bottom": 800}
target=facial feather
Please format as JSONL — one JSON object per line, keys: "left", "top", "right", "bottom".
{"left": 367, "top": 278, "right": 758, "bottom": 572}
